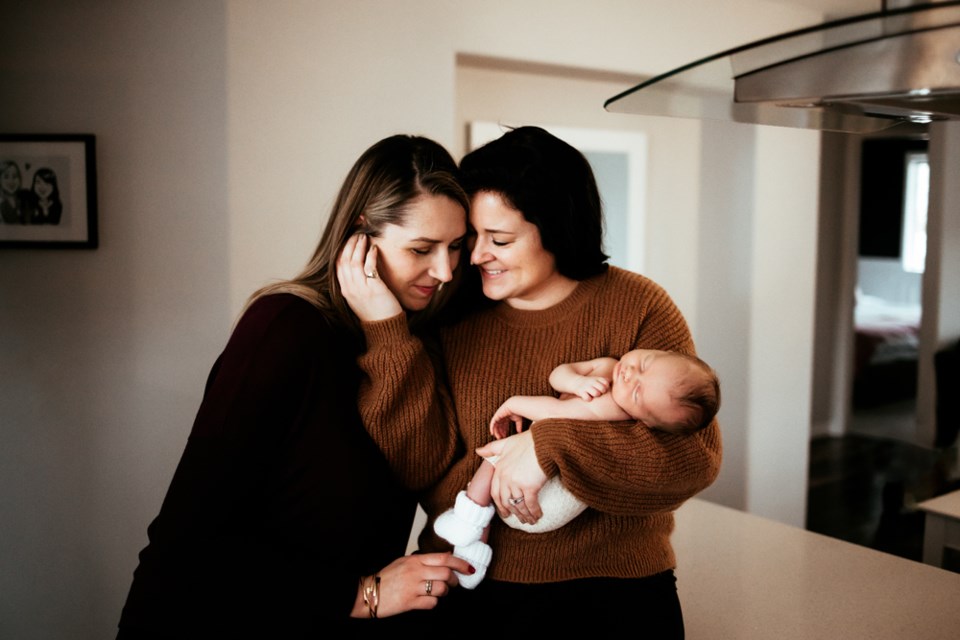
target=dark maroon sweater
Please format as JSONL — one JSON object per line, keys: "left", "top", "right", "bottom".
{"left": 117, "top": 294, "right": 416, "bottom": 637}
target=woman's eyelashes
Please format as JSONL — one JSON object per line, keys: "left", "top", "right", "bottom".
{"left": 410, "top": 242, "right": 463, "bottom": 256}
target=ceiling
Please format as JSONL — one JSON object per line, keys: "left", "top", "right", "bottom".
{"left": 777, "top": 0, "right": 924, "bottom": 19}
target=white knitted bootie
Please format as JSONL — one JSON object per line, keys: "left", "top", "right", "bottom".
{"left": 452, "top": 540, "right": 493, "bottom": 590}
{"left": 433, "top": 490, "right": 495, "bottom": 546}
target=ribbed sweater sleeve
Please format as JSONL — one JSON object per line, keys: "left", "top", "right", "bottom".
{"left": 357, "top": 313, "right": 461, "bottom": 491}
{"left": 532, "top": 418, "right": 721, "bottom": 514}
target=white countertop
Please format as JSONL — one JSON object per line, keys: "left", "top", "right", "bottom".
{"left": 672, "top": 498, "right": 960, "bottom": 639}
{"left": 917, "top": 488, "right": 960, "bottom": 519}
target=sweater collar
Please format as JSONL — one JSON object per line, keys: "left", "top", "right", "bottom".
{"left": 491, "top": 269, "right": 607, "bottom": 328}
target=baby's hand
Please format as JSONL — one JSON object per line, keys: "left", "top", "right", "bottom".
{"left": 572, "top": 376, "right": 610, "bottom": 401}
{"left": 490, "top": 402, "right": 525, "bottom": 439}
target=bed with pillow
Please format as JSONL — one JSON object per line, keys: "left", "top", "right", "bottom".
{"left": 853, "top": 293, "right": 921, "bottom": 409}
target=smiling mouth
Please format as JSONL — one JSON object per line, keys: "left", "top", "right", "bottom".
{"left": 481, "top": 268, "right": 504, "bottom": 276}
{"left": 413, "top": 284, "right": 436, "bottom": 293}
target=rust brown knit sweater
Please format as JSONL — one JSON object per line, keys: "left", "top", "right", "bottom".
{"left": 359, "top": 266, "right": 722, "bottom": 583}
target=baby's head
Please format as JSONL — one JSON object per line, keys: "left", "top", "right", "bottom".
{"left": 610, "top": 349, "right": 720, "bottom": 435}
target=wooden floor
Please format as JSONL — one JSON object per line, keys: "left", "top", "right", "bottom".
{"left": 806, "top": 400, "right": 960, "bottom": 571}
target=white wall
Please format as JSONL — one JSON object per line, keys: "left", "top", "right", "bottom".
{"left": 0, "top": 1, "right": 826, "bottom": 638}
{"left": 811, "top": 132, "right": 858, "bottom": 438}
{"left": 1, "top": 3, "right": 231, "bottom": 638}
{"left": 743, "top": 125, "right": 819, "bottom": 521}
{"left": 857, "top": 258, "right": 923, "bottom": 306}
{"left": 682, "top": 121, "right": 819, "bottom": 521}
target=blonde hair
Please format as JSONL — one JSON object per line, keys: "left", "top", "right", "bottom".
{"left": 242, "top": 135, "right": 468, "bottom": 335}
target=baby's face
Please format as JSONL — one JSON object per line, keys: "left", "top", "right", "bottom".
{"left": 610, "top": 349, "right": 694, "bottom": 428}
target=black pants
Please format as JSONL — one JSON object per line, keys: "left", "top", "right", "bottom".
{"left": 404, "top": 570, "right": 684, "bottom": 637}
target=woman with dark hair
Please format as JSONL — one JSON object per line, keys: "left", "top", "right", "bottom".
{"left": 30, "top": 167, "right": 63, "bottom": 225}
{"left": 118, "top": 134, "right": 473, "bottom": 638}
{"left": 340, "top": 126, "right": 722, "bottom": 636}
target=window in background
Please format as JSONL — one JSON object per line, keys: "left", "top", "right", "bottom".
{"left": 858, "top": 137, "right": 928, "bottom": 260}
{"left": 901, "top": 151, "right": 929, "bottom": 274}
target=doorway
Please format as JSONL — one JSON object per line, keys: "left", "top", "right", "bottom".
{"left": 850, "top": 135, "right": 928, "bottom": 443}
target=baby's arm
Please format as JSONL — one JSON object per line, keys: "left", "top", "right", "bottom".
{"left": 464, "top": 458, "right": 496, "bottom": 507}
{"left": 490, "top": 393, "right": 630, "bottom": 438}
{"left": 490, "top": 395, "right": 553, "bottom": 439}
{"left": 549, "top": 357, "right": 618, "bottom": 401}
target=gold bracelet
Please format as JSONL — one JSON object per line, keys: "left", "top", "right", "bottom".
{"left": 371, "top": 574, "right": 381, "bottom": 618}
{"left": 362, "top": 576, "right": 373, "bottom": 617}
{"left": 360, "top": 576, "right": 368, "bottom": 614}
{"left": 362, "top": 574, "right": 380, "bottom": 618}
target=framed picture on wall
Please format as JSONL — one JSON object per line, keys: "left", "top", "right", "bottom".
{"left": 0, "top": 133, "right": 98, "bottom": 249}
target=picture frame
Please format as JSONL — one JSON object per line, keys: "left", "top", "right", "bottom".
{"left": 0, "top": 133, "right": 98, "bottom": 249}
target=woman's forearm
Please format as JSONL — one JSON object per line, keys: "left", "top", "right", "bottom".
{"left": 357, "top": 315, "right": 460, "bottom": 490}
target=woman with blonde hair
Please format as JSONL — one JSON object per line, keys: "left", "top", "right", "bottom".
{"left": 118, "top": 134, "right": 474, "bottom": 638}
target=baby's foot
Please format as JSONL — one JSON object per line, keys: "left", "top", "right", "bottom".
{"left": 452, "top": 540, "right": 492, "bottom": 590}
{"left": 433, "top": 490, "right": 495, "bottom": 546}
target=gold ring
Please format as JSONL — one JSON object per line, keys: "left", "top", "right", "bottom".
{"left": 425, "top": 579, "right": 433, "bottom": 595}
{"left": 365, "top": 271, "right": 377, "bottom": 279}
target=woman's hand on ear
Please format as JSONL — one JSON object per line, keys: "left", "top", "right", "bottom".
{"left": 337, "top": 233, "right": 403, "bottom": 321}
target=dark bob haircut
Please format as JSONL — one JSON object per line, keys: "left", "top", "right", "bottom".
{"left": 459, "top": 126, "right": 609, "bottom": 280}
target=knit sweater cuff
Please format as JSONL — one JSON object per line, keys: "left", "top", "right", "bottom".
{"left": 529, "top": 420, "right": 564, "bottom": 478}
{"left": 360, "top": 312, "right": 409, "bottom": 349}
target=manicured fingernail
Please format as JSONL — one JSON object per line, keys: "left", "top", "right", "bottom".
{"left": 468, "top": 566, "right": 476, "bottom": 574}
